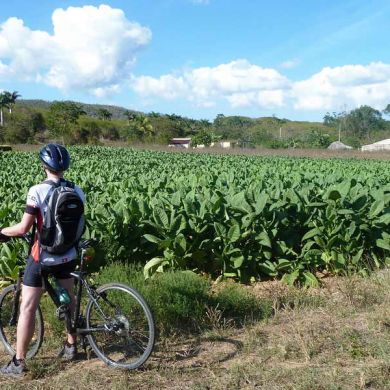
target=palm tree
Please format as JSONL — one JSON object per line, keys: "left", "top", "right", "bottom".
{"left": 136, "top": 115, "right": 154, "bottom": 138}
{"left": 124, "top": 110, "right": 137, "bottom": 124}
{"left": 6, "top": 91, "right": 21, "bottom": 114}
{"left": 0, "top": 92, "right": 10, "bottom": 127}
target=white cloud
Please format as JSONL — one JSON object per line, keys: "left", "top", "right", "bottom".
{"left": 132, "top": 59, "right": 290, "bottom": 109}
{"left": 1, "top": 7, "right": 389, "bottom": 114}
{"left": 292, "top": 62, "right": 390, "bottom": 110}
{"left": 0, "top": 5, "right": 151, "bottom": 95}
{"left": 133, "top": 60, "right": 390, "bottom": 112}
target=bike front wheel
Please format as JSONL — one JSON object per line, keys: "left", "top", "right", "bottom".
{"left": 0, "top": 284, "right": 44, "bottom": 359}
{"left": 85, "top": 283, "right": 155, "bottom": 370}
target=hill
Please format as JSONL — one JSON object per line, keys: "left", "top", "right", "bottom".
{"left": 7, "top": 98, "right": 390, "bottom": 148}
{"left": 16, "top": 99, "right": 139, "bottom": 120}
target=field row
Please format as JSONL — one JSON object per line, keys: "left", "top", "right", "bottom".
{"left": 1, "top": 147, "right": 390, "bottom": 285}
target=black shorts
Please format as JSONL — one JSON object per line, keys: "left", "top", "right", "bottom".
{"left": 23, "top": 257, "right": 77, "bottom": 288}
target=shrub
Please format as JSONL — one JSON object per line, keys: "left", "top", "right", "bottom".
{"left": 95, "top": 264, "right": 211, "bottom": 335}
{"left": 93, "top": 264, "right": 273, "bottom": 336}
{"left": 212, "top": 283, "right": 273, "bottom": 325}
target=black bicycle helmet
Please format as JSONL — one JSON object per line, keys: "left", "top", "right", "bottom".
{"left": 39, "top": 144, "right": 70, "bottom": 172}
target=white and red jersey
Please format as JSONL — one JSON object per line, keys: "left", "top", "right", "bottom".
{"left": 26, "top": 180, "right": 85, "bottom": 265}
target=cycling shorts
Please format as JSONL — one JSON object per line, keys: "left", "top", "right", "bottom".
{"left": 23, "top": 257, "right": 76, "bottom": 288}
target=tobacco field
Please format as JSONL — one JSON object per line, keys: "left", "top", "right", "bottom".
{"left": 1, "top": 146, "right": 390, "bottom": 285}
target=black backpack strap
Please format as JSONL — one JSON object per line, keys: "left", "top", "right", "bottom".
{"left": 64, "top": 180, "right": 75, "bottom": 189}
{"left": 28, "top": 222, "right": 37, "bottom": 256}
{"left": 44, "top": 178, "right": 75, "bottom": 189}
{"left": 43, "top": 179, "right": 61, "bottom": 188}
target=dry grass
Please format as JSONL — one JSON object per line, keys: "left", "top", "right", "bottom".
{"left": 0, "top": 269, "right": 389, "bottom": 389}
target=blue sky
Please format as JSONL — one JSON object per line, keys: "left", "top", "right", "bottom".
{"left": 1, "top": 0, "right": 389, "bottom": 121}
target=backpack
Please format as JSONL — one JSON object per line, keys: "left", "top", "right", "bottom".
{"left": 39, "top": 179, "right": 85, "bottom": 255}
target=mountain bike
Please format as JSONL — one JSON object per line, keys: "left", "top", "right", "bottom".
{"left": 0, "top": 237, "right": 155, "bottom": 370}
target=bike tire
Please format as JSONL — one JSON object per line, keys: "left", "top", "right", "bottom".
{"left": 85, "top": 283, "right": 155, "bottom": 370}
{"left": 0, "top": 284, "right": 44, "bottom": 359}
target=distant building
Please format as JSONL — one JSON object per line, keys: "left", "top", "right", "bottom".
{"left": 327, "top": 141, "right": 353, "bottom": 150}
{"left": 220, "top": 141, "right": 232, "bottom": 149}
{"left": 362, "top": 139, "right": 390, "bottom": 151}
{"left": 169, "top": 138, "right": 191, "bottom": 149}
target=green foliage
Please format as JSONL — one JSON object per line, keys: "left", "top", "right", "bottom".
{"left": 323, "top": 112, "right": 340, "bottom": 127}
{"left": 305, "top": 129, "right": 331, "bottom": 148}
{"left": 94, "top": 264, "right": 272, "bottom": 335}
{"left": 95, "top": 264, "right": 211, "bottom": 334}
{"left": 96, "top": 108, "right": 112, "bottom": 121}
{"left": 2, "top": 147, "right": 390, "bottom": 287}
{"left": 2, "top": 107, "right": 44, "bottom": 143}
{"left": 46, "top": 101, "right": 86, "bottom": 141}
{"left": 325, "top": 106, "right": 386, "bottom": 141}
{"left": 190, "top": 130, "right": 220, "bottom": 147}
{"left": 346, "top": 105, "right": 385, "bottom": 139}
{"left": 121, "top": 114, "right": 154, "bottom": 141}
{"left": 0, "top": 242, "right": 26, "bottom": 284}
{"left": 211, "top": 283, "right": 272, "bottom": 325}
{"left": 5, "top": 98, "right": 390, "bottom": 147}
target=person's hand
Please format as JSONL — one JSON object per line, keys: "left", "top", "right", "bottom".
{"left": 0, "top": 229, "right": 11, "bottom": 243}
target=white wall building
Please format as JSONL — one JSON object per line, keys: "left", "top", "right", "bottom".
{"left": 362, "top": 139, "right": 390, "bottom": 151}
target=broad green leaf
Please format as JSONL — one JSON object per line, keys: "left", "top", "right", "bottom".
{"left": 303, "top": 272, "right": 319, "bottom": 287}
{"left": 376, "top": 238, "right": 390, "bottom": 251}
{"left": 227, "top": 223, "right": 241, "bottom": 243}
{"left": 257, "top": 232, "right": 272, "bottom": 248}
{"left": 143, "top": 234, "right": 161, "bottom": 244}
{"left": 369, "top": 200, "right": 385, "bottom": 218}
{"left": 302, "top": 228, "right": 321, "bottom": 241}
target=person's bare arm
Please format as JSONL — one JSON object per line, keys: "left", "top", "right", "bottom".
{"left": 1, "top": 212, "right": 36, "bottom": 236}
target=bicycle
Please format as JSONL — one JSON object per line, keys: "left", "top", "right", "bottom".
{"left": 0, "top": 237, "right": 155, "bottom": 370}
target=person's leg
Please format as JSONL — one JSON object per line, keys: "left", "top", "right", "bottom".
{"left": 58, "top": 277, "right": 77, "bottom": 345}
{"left": 16, "top": 285, "right": 43, "bottom": 360}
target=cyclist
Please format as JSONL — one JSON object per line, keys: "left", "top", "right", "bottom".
{"left": 0, "top": 144, "right": 85, "bottom": 377}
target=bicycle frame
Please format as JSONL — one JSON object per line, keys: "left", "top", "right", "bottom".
{"left": 2, "top": 237, "right": 155, "bottom": 370}
{"left": 9, "top": 240, "right": 102, "bottom": 337}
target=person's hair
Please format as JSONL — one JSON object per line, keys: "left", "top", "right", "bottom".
{"left": 43, "top": 164, "right": 63, "bottom": 175}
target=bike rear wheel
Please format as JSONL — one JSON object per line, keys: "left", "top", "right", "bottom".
{"left": 85, "top": 283, "right": 155, "bottom": 370}
{"left": 0, "top": 284, "right": 44, "bottom": 359}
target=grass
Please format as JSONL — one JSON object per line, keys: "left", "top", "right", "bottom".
{"left": 94, "top": 264, "right": 272, "bottom": 335}
{"left": 0, "top": 268, "right": 389, "bottom": 389}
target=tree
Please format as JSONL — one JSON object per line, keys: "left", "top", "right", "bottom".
{"left": 5, "top": 91, "right": 21, "bottom": 114}
{"left": 323, "top": 112, "right": 339, "bottom": 127}
{"left": 123, "top": 114, "right": 154, "bottom": 141}
{"left": 384, "top": 104, "right": 390, "bottom": 116}
{"left": 345, "top": 105, "right": 385, "bottom": 140}
{"left": 134, "top": 115, "right": 154, "bottom": 138}
{"left": 148, "top": 111, "right": 162, "bottom": 118}
{"left": 2, "top": 106, "right": 44, "bottom": 143}
{"left": 124, "top": 110, "right": 137, "bottom": 124}
{"left": 96, "top": 108, "right": 112, "bottom": 121}
{"left": 190, "top": 130, "right": 220, "bottom": 147}
{"left": 0, "top": 92, "right": 10, "bottom": 126}
{"left": 47, "top": 101, "right": 86, "bottom": 142}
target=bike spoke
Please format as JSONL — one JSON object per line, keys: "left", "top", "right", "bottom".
{"left": 86, "top": 284, "right": 154, "bottom": 369}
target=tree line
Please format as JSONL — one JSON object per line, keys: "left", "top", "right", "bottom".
{"left": 0, "top": 90, "right": 389, "bottom": 148}
{"left": 323, "top": 105, "right": 390, "bottom": 144}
